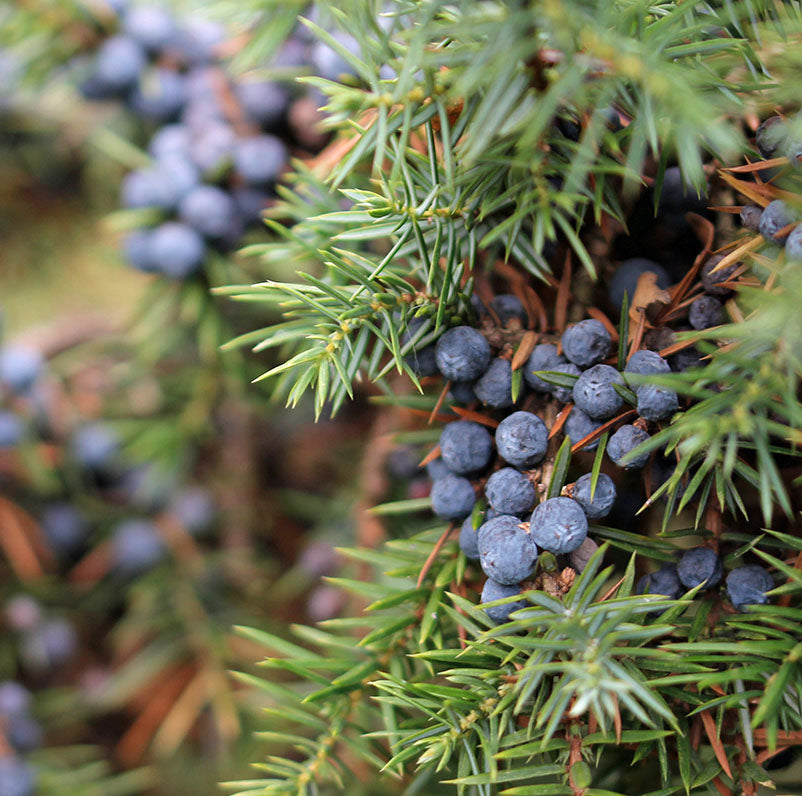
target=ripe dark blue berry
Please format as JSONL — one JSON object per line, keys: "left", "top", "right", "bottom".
{"left": 0, "top": 682, "right": 31, "bottom": 717}
{"left": 489, "top": 294, "right": 528, "bottom": 327}
{"left": 572, "top": 364, "right": 624, "bottom": 420}
{"left": 625, "top": 349, "right": 671, "bottom": 379}
{"left": 149, "top": 124, "right": 192, "bottom": 160}
{"left": 21, "top": 617, "right": 77, "bottom": 670}
{"left": 430, "top": 473, "right": 475, "bottom": 520}
{"left": 435, "top": 326, "right": 491, "bottom": 382}
{"left": 607, "top": 425, "right": 650, "bottom": 469}
{"left": 564, "top": 407, "right": 602, "bottom": 450}
{"left": 0, "top": 346, "right": 43, "bottom": 393}
{"left": 571, "top": 473, "right": 616, "bottom": 520}
{"left": 0, "top": 411, "right": 23, "bottom": 447}
{"left": 236, "top": 80, "right": 289, "bottom": 128}
{"left": 677, "top": 547, "right": 722, "bottom": 590}
{"left": 448, "top": 380, "right": 477, "bottom": 404}
{"left": 609, "top": 258, "right": 670, "bottom": 308}
{"left": 477, "top": 515, "right": 538, "bottom": 585}
{"left": 111, "top": 519, "right": 166, "bottom": 575}
{"left": 190, "top": 124, "right": 235, "bottom": 175}
{"left": 636, "top": 385, "right": 679, "bottom": 422}
{"left": 123, "top": 5, "right": 176, "bottom": 53}
{"left": 167, "top": 487, "right": 216, "bottom": 536}
{"left": 701, "top": 254, "right": 740, "bottom": 295}
{"left": 529, "top": 496, "right": 588, "bottom": 555}
{"left": 234, "top": 135, "right": 288, "bottom": 185}
{"left": 459, "top": 517, "right": 480, "bottom": 560}
{"left": 474, "top": 357, "right": 513, "bottom": 408}
{"left": 0, "top": 756, "right": 35, "bottom": 796}
{"left": 71, "top": 423, "right": 120, "bottom": 471}
{"left": 94, "top": 36, "right": 146, "bottom": 93}
{"left": 485, "top": 468, "right": 535, "bottom": 515}
{"left": 495, "top": 411, "right": 548, "bottom": 468}
{"left": 524, "top": 343, "right": 566, "bottom": 392}
{"left": 726, "top": 565, "right": 774, "bottom": 611}
{"left": 759, "top": 200, "right": 799, "bottom": 244}
{"left": 481, "top": 578, "right": 527, "bottom": 624}
{"left": 439, "top": 420, "right": 493, "bottom": 474}
{"left": 689, "top": 296, "right": 723, "bottom": 330}
{"left": 785, "top": 224, "right": 802, "bottom": 261}
{"left": 40, "top": 504, "right": 89, "bottom": 556}
{"left": 148, "top": 222, "right": 206, "bottom": 278}
{"left": 123, "top": 230, "right": 156, "bottom": 272}
{"left": 755, "top": 115, "right": 787, "bottom": 158}
{"left": 548, "top": 362, "right": 580, "bottom": 403}
{"left": 129, "top": 67, "right": 187, "bottom": 121}
{"left": 425, "top": 457, "right": 451, "bottom": 482}
{"left": 179, "top": 185, "right": 240, "bottom": 238}
{"left": 561, "top": 319, "right": 611, "bottom": 368}
{"left": 636, "top": 565, "right": 683, "bottom": 600}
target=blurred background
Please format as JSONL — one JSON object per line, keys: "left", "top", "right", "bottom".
{"left": 0, "top": 2, "right": 401, "bottom": 793}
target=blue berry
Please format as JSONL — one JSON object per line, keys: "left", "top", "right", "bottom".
{"left": 71, "top": 423, "right": 120, "bottom": 471}
{"left": 178, "top": 185, "right": 239, "bottom": 239}
{"left": 439, "top": 420, "right": 493, "bottom": 474}
{"left": 435, "top": 326, "right": 491, "bottom": 382}
{"left": 689, "top": 296, "right": 723, "bottom": 330}
{"left": 637, "top": 385, "right": 679, "bottom": 422}
{"left": 171, "top": 18, "right": 225, "bottom": 65}
{"left": 571, "top": 473, "right": 616, "bottom": 520}
{"left": 489, "top": 294, "right": 528, "bottom": 327}
{"left": 609, "top": 258, "right": 670, "bottom": 308}
{"left": 459, "top": 516, "right": 480, "bottom": 560}
{"left": 477, "top": 515, "right": 538, "bottom": 585}
{"left": 561, "top": 319, "right": 611, "bottom": 367}
{"left": 529, "top": 497, "right": 588, "bottom": 555}
{"left": 485, "top": 468, "right": 535, "bottom": 515}
{"left": 607, "top": 425, "right": 650, "bottom": 469}
{"left": 111, "top": 519, "right": 166, "bottom": 575}
{"left": 232, "top": 187, "right": 271, "bottom": 224}
{"left": 495, "top": 411, "right": 548, "bottom": 468}
{"left": 40, "top": 503, "right": 89, "bottom": 555}
{"left": 234, "top": 135, "right": 288, "bottom": 185}
{"left": 756, "top": 115, "right": 787, "bottom": 158}
{"left": 636, "top": 565, "right": 682, "bottom": 600}
{"left": 726, "top": 565, "right": 774, "bottom": 611}
{"left": 148, "top": 222, "right": 205, "bottom": 278}
{"left": 94, "top": 36, "right": 146, "bottom": 93}
{"left": 189, "top": 124, "right": 235, "bottom": 175}
{"left": 0, "top": 756, "right": 35, "bottom": 796}
{"left": 4, "top": 596, "right": 41, "bottom": 632}
{"left": 430, "top": 473, "right": 475, "bottom": 520}
{"left": 524, "top": 343, "right": 566, "bottom": 392}
{"left": 701, "top": 254, "right": 740, "bottom": 295}
{"left": 474, "top": 358, "right": 513, "bottom": 408}
{"left": 677, "top": 547, "right": 722, "bottom": 590}
{"left": 425, "top": 457, "right": 451, "bottom": 482}
{"left": 448, "top": 380, "right": 477, "bottom": 404}
{"left": 739, "top": 206, "right": 762, "bottom": 232}
{"left": 7, "top": 715, "right": 43, "bottom": 753}
{"left": 0, "top": 411, "right": 23, "bottom": 447}
{"left": 310, "top": 31, "right": 359, "bottom": 82}
{"left": 129, "top": 67, "right": 187, "bottom": 121}
{"left": 625, "top": 350, "right": 671, "bottom": 379}
{"left": 548, "top": 362, "right": 580, "bottom": 403}
{"left": 759, "top": 200, "right": 799, "bottom": 244}
{"left": 123, "top": 5, "right": 176, "bottom": 53}
{"left": 0, "top": 346, "right": 43, "bottom": 393}
{"left": 481, "top": 578, "right": 527, "bottom": 624}
{"left": 236, "top": 80, "right": 290, "bottom": 128}
{"left": 167, "top": 487, "right": 216, "bottom": 536}
{"left": 123, "top": 230, "right": 156, "bottom": 273}
{"left": 572, "top": 364, "right": 624, "bottom": 420}
{"left": 0, "top": 682, "right": 31, "bottom": 717}
{"left": 148, "top": 124, "right": 192, "bottom": 160}
{"left": 120, "top": 167, "right": 177, "bottom": 211}
{"left": 785, "top": 224, "right": 802, "bottom": 261}
{"left": 401, "top": 318, "right": 439, "bottom": 378}
{"left": 22, "top": 618, "right": 77, "bottom": 670}
{"left": 564, "top": 407, "right": 602, "bottom": 451}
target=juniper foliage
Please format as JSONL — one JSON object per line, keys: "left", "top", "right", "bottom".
{"left": 217, "top": 0, "right": 802, "bottom": 794}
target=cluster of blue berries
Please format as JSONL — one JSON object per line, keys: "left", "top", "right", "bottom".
{"left": 0, "top": 682, "right": 39, "bottom": 796}
{"left": 739, "top": 114, "right": 802, "bottom": 261}
{"left": 404, "top": 289, "right": 775, "bottom": 623}
{"left": 77, "top": 2, "right": 329, "bottom": 279}
{"left": 637, "top": 546, "right": 774, "bottom": 613}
